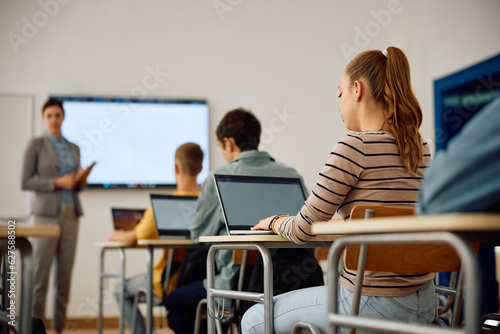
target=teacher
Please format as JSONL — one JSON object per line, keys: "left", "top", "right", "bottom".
{"left": 21, "top": 98, "right": 92, "bottom": 333}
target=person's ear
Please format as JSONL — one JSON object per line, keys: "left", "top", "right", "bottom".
{"left": 224, "top": 137, "right": 236, "bottom": 152}
{"left": 174, "top": 161, "right": 180, "bottom": 175}
{"left": 353, "top": 80, "right": 363, "bottom": 102}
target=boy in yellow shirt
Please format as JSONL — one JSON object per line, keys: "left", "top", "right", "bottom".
{"left": 108, "top": 142, "right": 203, "bottom": 334}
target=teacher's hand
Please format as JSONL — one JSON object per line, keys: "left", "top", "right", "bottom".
{"left": 75, "top": 166, "right": 92, "bottom": 186}
{"left": 55, "top": 172, "right": 77, "bottom": 190}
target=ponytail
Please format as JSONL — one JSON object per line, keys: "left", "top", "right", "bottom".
{"left": 344, "top": 46, "right": 423, "bottom": 172}
{"left": 383, "top": 47, "right": 422, "bottom": 172}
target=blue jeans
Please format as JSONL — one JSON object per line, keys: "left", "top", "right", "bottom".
{"left": 241, "top": 281, "right": 436, "bottom": 334}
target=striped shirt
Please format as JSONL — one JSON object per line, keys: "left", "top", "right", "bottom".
{"left": 275, "top": 131, "right": 433, "bottom": 296}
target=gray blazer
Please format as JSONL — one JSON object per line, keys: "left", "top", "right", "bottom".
{"left": 21, "top": 135, "right": 83, "bottom": 217}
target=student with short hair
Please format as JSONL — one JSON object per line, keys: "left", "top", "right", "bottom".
{"left": 108, "top": 142, "right": 203, "bottom": 334}
{"left": 164, "top": 108, "right": 324, "bottom": 334}
{"left": 243, "top": 46, "right": 433, "bottom": 333}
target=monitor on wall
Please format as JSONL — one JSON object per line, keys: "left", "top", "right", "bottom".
{"left": 434, "top": 53, "right": 500, "bottom": 151}
{"left": 53, "top": 96, "right": 210, "bottom": 188}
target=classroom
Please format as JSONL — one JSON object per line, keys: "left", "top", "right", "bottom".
{"left": 1, "top": 1, "right": 500, "bottom": 333}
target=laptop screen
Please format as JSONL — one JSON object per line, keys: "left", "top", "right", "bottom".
{"left": 150, "top": 194, "right": 198, "bottom": 237}
{"left": 214, "top": 174, "right": 306, "bottom": 231}
{"left": 111, "top": 208, "right": 146, "bottom": 230}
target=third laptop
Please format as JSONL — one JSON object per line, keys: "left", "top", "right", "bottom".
{"left": 111, "top": 208, "right": 145, "bottom": 231}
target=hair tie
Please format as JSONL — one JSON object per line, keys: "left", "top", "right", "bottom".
{"left": 382, "top": 48, "right": 388, "bottom": 58}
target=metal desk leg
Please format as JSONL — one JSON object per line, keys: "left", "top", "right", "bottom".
{"left": 207, "top": 243, "right": 273, "bottom": 334}
{"left": 327, "top": 232, "right": 480, "bottom": 334}
{"left": 327, "top": 237, "right": 345, "bottom": 334}
{"left": 163, "top": 248, "right": 174, "bottom": 298}
{"left": 98, "top": 247, "right": 105, "bottom": 334}
{"left": 18, "top": 238, "right": 34, "bottom": 334}
{"left": 146, "top": 246, "right": 154, "bottom": 334}
{"left": 0, "top": 238, "right": 34, "bottom": 334}
{"left": 1, "top": 244, "right": 9, "bottom": 334}
{"left": 119, "top": 248, "right": 125, "bottom": 334}
{"left": 452, "top": 271, "right": 465, "bottom": 327}
{"left": 348, "top": 209, "right": 372, "bottom": 334}
{"left": 98, "top": 247, "right": 125, "bottom": 334}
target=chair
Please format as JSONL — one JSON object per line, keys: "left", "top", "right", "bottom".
{"left": 327, "top": 205, "right": 479, "bottom": 334}
{"left": 293, "top": 207, "right": 416, "bottom": 334}
{"left": 292, "top": 321, "right": 322, "bottom": 334}
{"left": 194, "top": 249, "right": 260, "bottom": 334}
{"left": 130, "top": 248, "right": 187, "bottom": 332}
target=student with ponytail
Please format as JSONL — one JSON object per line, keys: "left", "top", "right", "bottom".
{"left": 243, "top": 47, "right": 433, "bottom": 333}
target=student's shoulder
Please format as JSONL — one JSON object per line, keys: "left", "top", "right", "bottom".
{"left": 334, "top": 132, "right": 366, "bottom": 152}
{"left": 270, "top": 161, "right": 301, "bottom": 177}
{"left": 421, "top": 138, "right": 431, "bottom": 154}
{"left": 344, "top": 131, "right": 394, "bottom": 143}
{"left": 200, "top": 167, "right": 228, "bottom": 191}
{"left": 208, "top": 164, "right": 233, "bottom": 179}
{"left": 334, "top": 131, "right": 395, "bottom": 155}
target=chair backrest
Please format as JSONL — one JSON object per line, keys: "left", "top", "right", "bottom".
{"left": 345, "top": 205, "right": 478, "bottom": 273}
{"left": 350, "top": 205, "right": 414, "bottom": 219}
{"left": 170, "top": 248, "right": 188, "bottom": 263}
{"left": 314, "top": 247, "right": 329, "bottom": 261}
{"left": 232, "top": 250, "right": 259, "bottom": 266}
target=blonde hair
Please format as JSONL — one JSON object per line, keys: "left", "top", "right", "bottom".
{"left": 344, "top": 46, "right": 423, "bottom": 171}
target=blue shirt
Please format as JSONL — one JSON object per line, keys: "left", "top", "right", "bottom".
{"left": 418, "top": 96, "right": 500, "bottom": 214}
{"left": 47, "top": 134, "right": 77, "bottom": 203}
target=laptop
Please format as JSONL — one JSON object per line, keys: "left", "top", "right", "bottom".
{"left": 111, "top": 208, "right": 146, "bottom": 230}
{"left": 213, "top": 174, "right": 307, "bottom": 235}
{"left": 150, "top": 194, "right": 198, "bottom": 238}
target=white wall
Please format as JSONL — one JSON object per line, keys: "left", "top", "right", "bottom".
{"left": 1, "top": 0, "right": 500, "bottom": 322}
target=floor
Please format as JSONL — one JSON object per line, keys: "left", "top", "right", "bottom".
{"left": 47, "top": 328, "right": 175, "bottom": 334}
{"left": 44, "top": 317, "right": 176, "bottom": 334}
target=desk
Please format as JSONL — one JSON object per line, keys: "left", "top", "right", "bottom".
{"left": 94, "top": 242, "right": 146, "bottom": 334}
{"left": 137, "top": 239, "right": 200, "bottom": 334}
{"left": 312, "top": 213, "right": 500, "bottom": 237}
{"left": 311, "top": 213, "right": 500, "bottom": 334}
{"left": 199, "top": 235, "right": 339, "bottom": 334}
{"left": 0, "top": 223, "right": 60, "bottom": 334}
